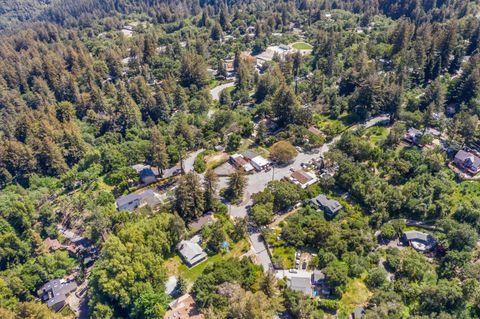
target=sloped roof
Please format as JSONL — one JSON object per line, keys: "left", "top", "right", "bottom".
{"left": 291, "top": 170, "right": 315, "bottom": 185}
{"left": 177, "top": 240, "right": 207, "bottom": 266}
{"left": 115, "top": 193, "right": 142, "bottom": 208}
{"left": 311, "top": 194, "right": 343, "bottom": 213}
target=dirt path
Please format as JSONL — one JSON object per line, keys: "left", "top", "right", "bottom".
{"left": 268, "top": 208, "right": 300, "bottom": 228}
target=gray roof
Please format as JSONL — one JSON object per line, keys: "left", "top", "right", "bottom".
{"left": 455, "top": 150, "right": 480, "bottom": 167}
{"left": 311, "top": 194, "right": 343, "bottom": 214}
{"left": 177, "top": 240, "right": 207, "bottom": 266}
{"left": 407, "top": 127, "right": 422, "bottom": 136}
{"left": 313, "top": 270, "right": 325, "bottom": 283}
{"left": 115, "top": 193, "right": 142, "bottom": 208}
{"left": 352, "top": 307, "right": 366, "bottom": 318}
{"left": 139, "top": 189, "right": 162, "bottom": 208}
{"left": 403, "top": 230, "right": 435, "bottom": 243}
{"left": 288, "top": 276, "right": 313, "bottom": 296}
{"left": 242, "top": 150, "right": 258, "bottom": 160}
{"left": 39, "top": 279, "right": 77, "bottom": 309}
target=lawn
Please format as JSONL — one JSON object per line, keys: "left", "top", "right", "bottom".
{"left": 165, "top": 239, "right": 250, "bottom": 283}
{"left": 291, "top": 42, "right": 313, "bottom": 50}
{"left": 364, "top": 126, "right": 390, "bottom": 145}
{"left": 337, "top": 276, "right": 371, "bottom": 318}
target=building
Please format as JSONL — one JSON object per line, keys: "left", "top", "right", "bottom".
{"left": 43, "top": 238, "right": 63, "bottom": 252}
{"left": 177, "top": 238, "right": 208, "bottom": 267}
{"left": 308, "top": 126, "right": 323, "bottom": 137}
{"left": 311, "top": 194, "right": 343, "bottom": 216}
{"left": 454, "top": 150, "right": 480, "bottom": 175}
{"left": 188, "top": 213, "right": 215, "bottom": 232}
{"left": 115, "top": 193, "right": 143, "bottom": 212}
{"left": 242, "top": 151, "right": 271, "bottom": 171}
{"left": 288, "top": 275, "right": 313, "bottom": 296}
{"left": 38, "top": 279, "right": 77, "bottom": 312}
{"left": 352, "top": 307, "right": 366, "bottom": 319}
{"left": 132, "top": 164, "right": 158, "bottom": 185}
{"left": 402, "top": 231, "right": 437, "bottom": 252}
{"left": 115, "top": 189, "right": 164, "bottom": 212}
{"left": 164, "top": 294, "right": 204, "bottom": 319}
{"left": 288, "top": 170, "right": 318, "bottom": 189}
{"left": 230, "top": 154, "right": 254, "bottom": 173}
{"left": 404, "top": 127, "right": 423, "bottom": 145}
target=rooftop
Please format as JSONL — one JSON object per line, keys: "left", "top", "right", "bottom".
{"left": 311, "top": 194, "right": 343, "bottom": 214}
{"left": 165, "top": 294, "right": 204, "bottom": 319}
{"left": 291, "top": 170, "right": 316, "bottom": 185}
{"left": 177, "top": 239, "right": 207, "bottom": 266}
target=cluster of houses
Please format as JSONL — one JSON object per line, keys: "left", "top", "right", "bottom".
{"left": 38, "top": 228, "right": 99, "bottom": 312}
{"left": 229, "top": 150, "right": 271, "bottom": 173}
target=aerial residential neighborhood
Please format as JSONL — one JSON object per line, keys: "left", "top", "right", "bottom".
{"left": 1, "top": 0, "right": 480, "bottom": 319}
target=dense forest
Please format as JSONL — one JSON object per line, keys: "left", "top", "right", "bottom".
{"left": 0, "top": 0, "right": 479, "bottom": 318}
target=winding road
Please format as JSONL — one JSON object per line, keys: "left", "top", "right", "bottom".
{"left": 210, "top": 81, "right": 236, "bottom": 101}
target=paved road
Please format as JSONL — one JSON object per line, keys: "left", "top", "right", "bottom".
{"left": 210, "top": 81, "right": 235, "bottom": 101}
{"left": 222, "top": 115, "right": 390, "bottom": 271}
{"left": 183, "top": 149, "right": 204, "bottom": 172}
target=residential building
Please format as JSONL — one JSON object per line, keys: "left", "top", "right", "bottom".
{"left": 352, "top": 307, "right": 366, "bottom": 319}
{"left": 288, "top": 275, "right": 313, "bottom": 296}
{"left": 132, "top": 164, "right": 158, "bottom": 185}
{"left": 116, "top": 193, "right": 142, "bottom": 212}
{"left": 311, "top": 194, "right": 343, "bottom": 216}
{"left": 188, "top": 213, "right": 215, "bottom": 232}
{"left": 230, "top": 154, "right": 254, "bottom": 173}
{"left": 288, "top": 170, "right": 318, "bottom": 189}
{"left": 38, "top": 279, "right": 77, "bottom": 312}
{"left": 177, "top": 238, "right": 208, "bottom": 267}
{"left": 242, "top": 150, "right": 271, "bottom": 171}
{"left": 115, "top": 189, "right": 164, "bottom": 212}
{"left": 164, "top": 294, "right": 204, "bottom": 319}
{"left": 404, "top": 127, "right": 423, "bottom": 145}
{"left": 454, "top": 150, "right": 480, "bottom": 175}
{"left": 402, "top": 231, "right": 437, "bottom": 252}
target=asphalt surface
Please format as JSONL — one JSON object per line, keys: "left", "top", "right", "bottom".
{"left": 210, "top": 81, "right": 236, "bottom": 101}
{"left": 221, "top": 115, "right": 390, "bottom": 271}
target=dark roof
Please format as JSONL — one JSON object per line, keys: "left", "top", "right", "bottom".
{"left": 311, "top": 194, "right": 343, "bottom": 214}
{"left": 139, "top": 168, "right": 155, "bottom": 179}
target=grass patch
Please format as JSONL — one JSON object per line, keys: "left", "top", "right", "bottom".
{"left": 165, "top": 239, "right": 249, "bottom": 283}
{"left": 364, "top": 126, "right": 389, "bottom": 145}
{"left": 272, "top": 246, "right": 295, "bottom": 269}
{"left": 291, "top": 42, "right": 313, "bottom": 50}
{"left": 338, "top": 276, "right": 371, "bottom": 318}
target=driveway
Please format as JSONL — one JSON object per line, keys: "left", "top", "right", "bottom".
{"left": 210, "top": 81, "right": 235, "bottom": 101}
{"left": 249, "top": 232, "right": 273, "bottom": 271}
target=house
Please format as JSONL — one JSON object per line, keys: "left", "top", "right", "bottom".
{"left": 454, "top": 150, "right": 480, "bottom": 175}
{"left": 312, "top": 270, "right": 330, "bottom": 296}
{"left": 44, "top": 238, "right": 63, "bottom": 252}
{"left": 288, "top": 275, "right": 313, "bottom": 296}
{"left": 38, "top": 279, "right": 77, "bottom": 312}
{"left": 288, "top": 170, "right": 318, "bottom": 189}
{"left": 352, "top": 307, "right": 366, "bottom": 319}
{"left": 311, "top": 194, "right": 343, "bottom": 216}
{"left": 177, "top": 238, "right": 208, "bottom": 267}
{"left": 115, "top": 193, "right": 143, "bottom": 212}
{"left": 404, "top": 127, "right": 423, "bottom": 145}
{"left": 242, "top": 151, "right": 271, "bottom": 171}
{"left": 132, "top": 164, "right": 158, "bottom": 185}
{"left": 164, "top": 294, "right": 204, "bottom": 319}
{"left": 230, "top": 154, "right": 254, "bottom": 173}
{"left": 115, "top": 189, "right": 164, "bottom": 212}
{"left": 308, "top": 126, "right": 323, "bottom": 137}
{"left": 188, "top": 213, "right": 215, "bottom": 232}
{"left": 402, "top": 230, "right": 437, "bottom": 252}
